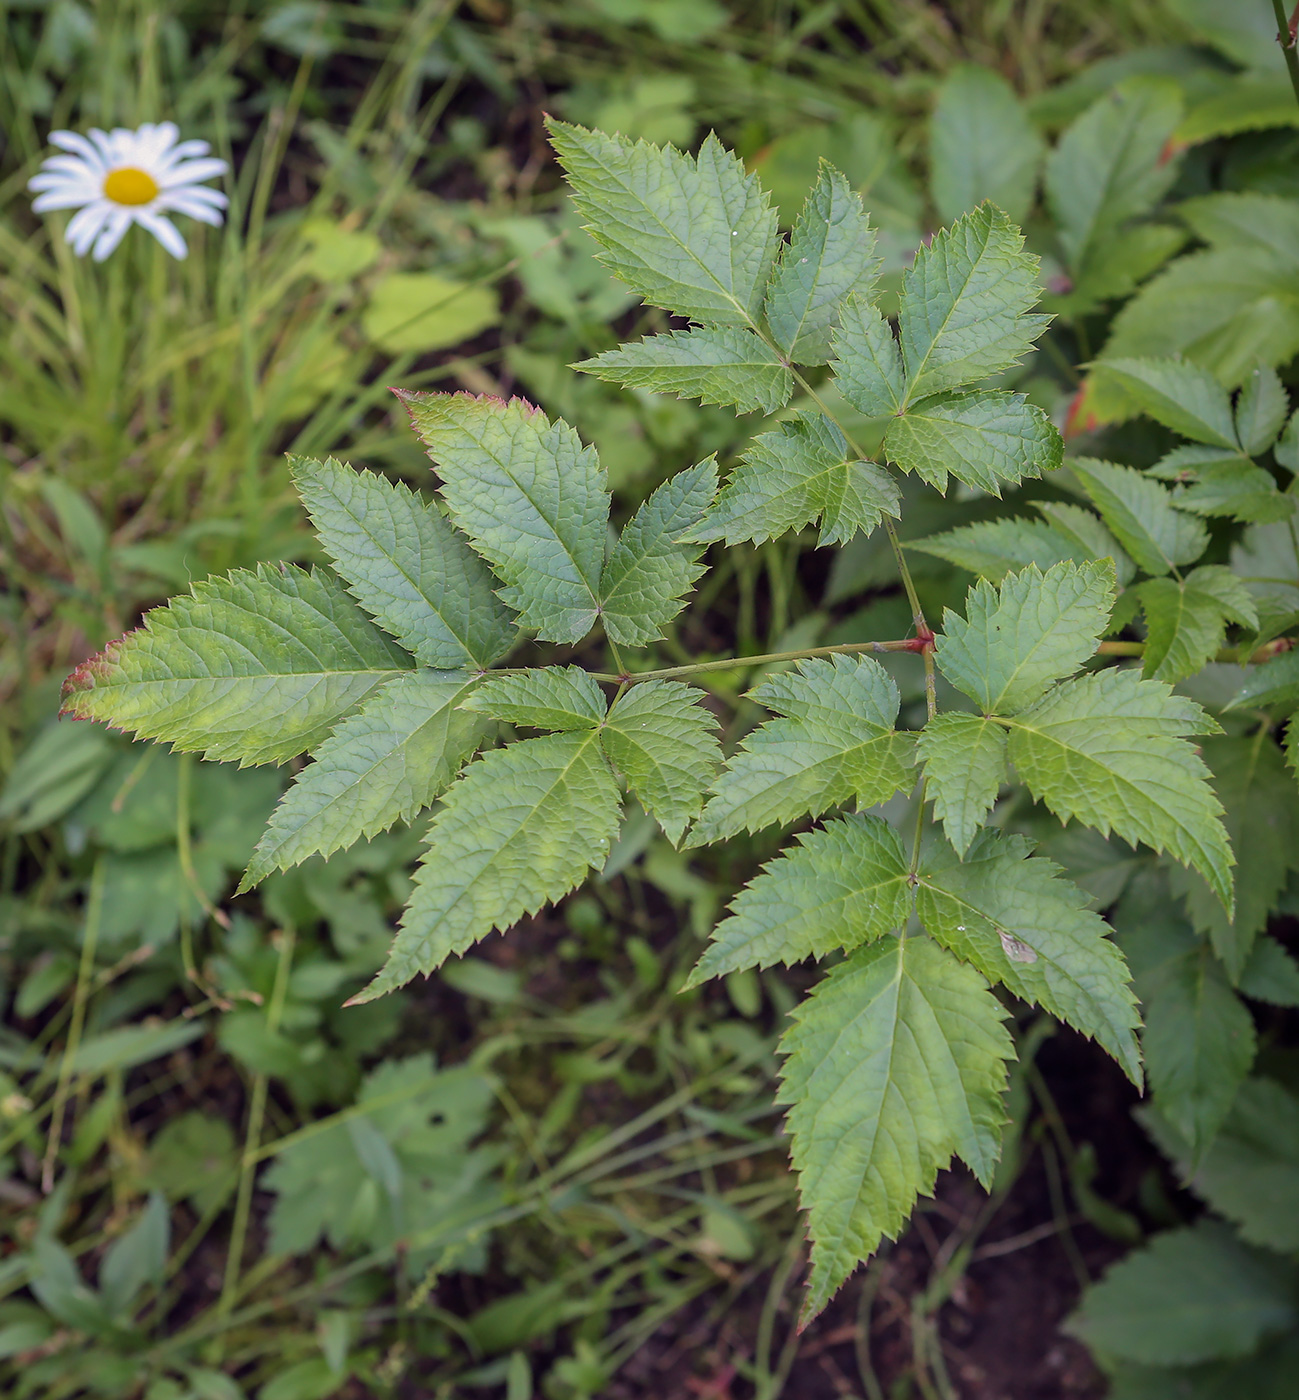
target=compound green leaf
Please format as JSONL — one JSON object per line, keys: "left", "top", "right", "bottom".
{"left": 917, "top": 829, "right": 1141, "bottom": 1082}
{"left": 462, "top": 666, "right": 607, "bottom": 732}
{"left": 1070, "top": 457, "right": 1208, "bottom": 576}
{"left": 689, "top": 655, "right": 912, "bottom": 845}
{"left": 1069, "top": 1220, "right": 1294, "bottom": 1367}
{"left": 935, "top": 560, "right": 1116, "bottom": 715}
{"left": 547, "top": 120, "right": 779, "bottom": 326}
{"left": 1238, "top": 937, "right": 1299, "bottom": 1008}
{"left": 1035, "top": 501, "right": 1137, "bottom": 584}
{"left": 897, "top": 204, "right": 1049, "bottom": 403}
{"left": 401, "top": 392, "right": 609, "bottom": 644}
{"left": 765, "top": 163, "right": 880, "bottom": 364}
{"left": 688, "top": 412, "right": 898, "bottom": 548}
{"left": 779, "top": 935, "right": 1012, "bottom": 1321}
{"left": 908, "top": 516, "right": 1100, "bottom": 581}
{"left": 1173, "top": 460, "right": 1293, "bottom": 524}
{"left": 1096, "top": 358, "right": 1238, "bottom": 449}
{"left": 1005, "top": 668, "right": 1233, "bottom": 911}
{"left": 1235, "top": 365, "right": 1289, "bottom": 456}
{"left": 575, "top": 327, "right": 792, "bottom": 414}
{"left": 930, "top": 64, "right": 1043, "bottom": 226}
{"left": 916, "top": 712, "right": 1007, "bottom": 856}
{"left": 1169, "top": 735, "right": 1299, "bottom": 979}
{"left": 356, "top": 730, "right": 621, "bottom": 999}
{"left": 1138, "top": 567, "right": 1257, "bottom": 684}
{"left": 241, "top": 672, "right": 486, "bottom": 887}
{"left": 290, "top": 456, "right": 515, "bottom": 669}
{"left": 600, "top": 680, "right": 721, "bottom": 845}
{"left": 1225, "top": 649, "right": 1299, "bottom": 711}
{"left": 884, "top": 391, "right": 1061, "bottom": 495}
{"left": 686, "top": 814, "right": 909, "bottom": 984}
{"left": 831, "top": 295, "right": 905, "bottom": 417}
{"left": 600, "top": 458, "right": 717, "bottom": 647}
{"left": 61, "top": 565, "right": 413, "bottom": 766}
{"left": 1045, "top": 78, "right": 1183, "bottom": 280}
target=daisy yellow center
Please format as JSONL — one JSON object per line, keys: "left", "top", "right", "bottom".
{"left": 103, "top": 167, "right": 159, "bottom": 206}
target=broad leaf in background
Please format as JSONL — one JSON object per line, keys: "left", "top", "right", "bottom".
{"left": 1094, "top": 358, "right": 1239, "bottom": 449}
{"left": 779, "top": 935, "right": 1012, "bottom": 1320}
{"left": 1138, "top": 567, "right": 1258, "bottom": 684}
{"left": 60, "top": 566, "right": 413, "bottom": 765}
{"left": 241, "top": 673, "right": 487, "bottom": 887}
{"left": 1070, "top": 457, "right": 1208, "bottom": 576}
{"left": 765, "top": 163, "right": 880, "bottom": 364}
{"left": 686, "top": 814, "right": 910, "bottom": 982}
{"left": 689, "top": 655, "right": 911, "bottom": 844}
{"left": 575, "top": 327, "right": 792, "bottom": 414}
{"left": 358, "top": 732, "right": 621, "bottom": 999}
{"left": 548, "top": 120, "right": 779, "bottom": 326}
{"left": 291, "top": 455, "right": 515, "bottom": 669}
{"left": 600, "top": 681, "right": 720, "bottom": 844}
{"left": 401, "top": 392, "right": 610, "bottom": 644}
{"left": 929, "top": 64, "right": 1043, "bottom": 226}
{"left": 917, "top": 830, "right": 1141, "bottom": 1082}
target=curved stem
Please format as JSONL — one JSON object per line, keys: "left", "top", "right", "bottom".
{"left": 1272, "top": 0, "right": 1299, "bottom": 110}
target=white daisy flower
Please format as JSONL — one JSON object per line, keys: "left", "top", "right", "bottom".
{"left": 27, "top": 121, "right": 229, "bottom": 262}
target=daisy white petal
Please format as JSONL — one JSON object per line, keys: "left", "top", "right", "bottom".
{"left": 66, "top": 202, "right": 112, "bottom": 256}
{"left": 28, "top": 171, "right": 98, "bottom": 194}
{"left": 92, "top": 207, "right": 134, "bottom": 261}
{"left": 164, "top": 139, "right": 211, "bottom": 162}
{"left": 134, "top": 209, "right": 188, "bottom": 258}
{"left": 33, "top": 188, "right": 99, "bottom": 213}
{"left": 87, "top": 128, "right": 118, "bottom": 163}
{"left": 160, "top": 182, "right": 228, "bottom": 206}
{"left": 48, "top": 131, "right": 106, "bottom": 170}
{"left": 158, "top": 192, "right": 223, "bottom": 226}
{"left": 34, "top": 154, "right": 99, "bottom": 180}
{"left": 161, "top": 156, "right": 228, "bottom": 186}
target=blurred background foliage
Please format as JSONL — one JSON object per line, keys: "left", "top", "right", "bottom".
{"left": 2, "top": 1, "right": 1299, "bottom": 1397}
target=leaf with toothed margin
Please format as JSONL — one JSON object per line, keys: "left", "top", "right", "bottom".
{"left": 917, "top": 712, "right": 1007, "bottom": 856}
{"left": 934, "top": 560, "right": 1117, "bottom": 716}
{"left": 290, "top": 455, "right": 515, "bottom": 669}
{"left": 462, "top": 666, "right": 607, "bottom": 732}
{"left": 240, "top": 671, "right": 488, "bottom": 888}
{"left": 1070, "top": 457, "right": 1208, "bottom": 577}
{"left": 765, "top": 163, "right": 881, "bottom": 365}
{"left": 353, "top": 730, "right": 622, "bottom": 1002}
{"left": 686, "top": 814, "right": 909, "bottom": 985}
{"left": 883, "top": 391, "right": 1062, "bottom": 495}
{"left": 600, "top": 459, "right": 717, "bottom": 648}
{"left": 917, "top": 828, "right": 1142, "bottom": 1084}
{"left": 574, "top": 327, "right": 792, "bottom": 414}
{"left": 60, "top": 565, "right": 413, "bottom": 766}
{"left": 1004, "top": 668, "right": 1234, "bottom": 913}
{"left": 688, "top": 654, "right": 912, "bottom": 846}
{"left": 779, "top": 935, "right": 1012, "bottom": 1322}
{"left": 831, "top": 295, "right": 905, "bottom": 418}
{"left": 401, "top": 391, "right": 610, "bottom": 645}
{"left": 599, "top": 681, "right": 721, "bottom": 845}
{"left": 547, "top": 119, "right": 779, "bottom": 326}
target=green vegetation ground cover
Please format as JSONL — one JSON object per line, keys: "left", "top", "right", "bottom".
{"left": 3, "top": 2, "right": 1299, "bottom": 1397}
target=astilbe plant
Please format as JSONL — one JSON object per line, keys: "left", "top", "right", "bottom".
{"left": 64, "top": 120, "right": 1257, "bottom": 1318}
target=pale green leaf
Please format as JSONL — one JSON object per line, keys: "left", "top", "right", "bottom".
{"left": 916, "top": 712, "right": 1007, "bottom": 856}
{"left": 688, "top": 412, "right": 898, "bottom": 548}
{"left": 689, "top": 655, "right": 912, "bottom": 845}
{"left": 1168, "top": 735, "right": 1299, "bottom": 979}
{"left": 1069, "top": 1221, "right": 1294, "bottom": 1366}
{"left": 897, "top": 204, "right": 1049, "bottom": 403}
{"left": 908, "top": 516, "right": 1103, "bottom": 582}
{"left": 574, "top": 327, "right": 792, "bottom": 414}
{"left": 1173, "top": 460, "right": 1293, "bottom": 524}
{"left": 930, "top": 64, "right": 1043, "bottom": 226}
{"left": 290, "top": 455, "right": 515, "bottom": 669}
{"left": 883, "top": 391, "right": 1061, "bottom": 495}
{"left": 1138, "top": 567, "right": 1256, "bottom": 684}
{"left": 1035, "top": 502, "right": 1137, "bottom": 585}
{"left": 61, "top": 565, "right": 413, "bottom": 766}
{"left": 241, "top": 672, "right": 487, "bottom": 888}
{"left": 1235, "top": 365, "right": 1289, "bottom": 456}
{"left": 765, "top": 163, "right": 880, "bottom": 364}
{"left": 356, "top": 731, "right": 621, "bottom": 999}
{"left": 401, "top": 392, "right": 609, "bottom": 644}
{"left": 831, "top": 295, "right": 905, "bottom": 417}
{"left": 1045, "top": 78, "right": 1183, "bottom": 279}
{"left": 1005, "top": 668, "right": 1233, "bottom": 911}
{"left": 917, "top": 829, "right": 1141, "bottom": 1082}
{"left": 547, "top": 120, "right": 779, "bottom": 326}
{"left": 687, "top": 814, "right": 909, "bottom": 984}
{"left": 1275, "top": 407, "right": 1299, "bottom": 471}
{"left": 1225, "top": 650, "right": 1299, "bottom": 711}
{"left": 1070, "top": 457, "right": 1208, "bottom": 576}
{"left": 600, "top": 458, "right": 716, "bottom": 647}
{"left": 1178, "top": 191, "right": 1299, "bottom": 262}
{"left": 935, "top": 560, "right": 1116, "bottom": 715}
{"left": 1096, "top": 358, "right": 1238, "bottom": 449}
{"left": 462, "top": 666, "right": 607, "bottom": 732}
{"left": 779, "top": 935, "right": 1012, "bottom": 1320}
{"left": 600, "top": 680, "right": 721, "bottom": 844}
{"left": 363, "top": 272, "right": 499, "bottom": 354}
